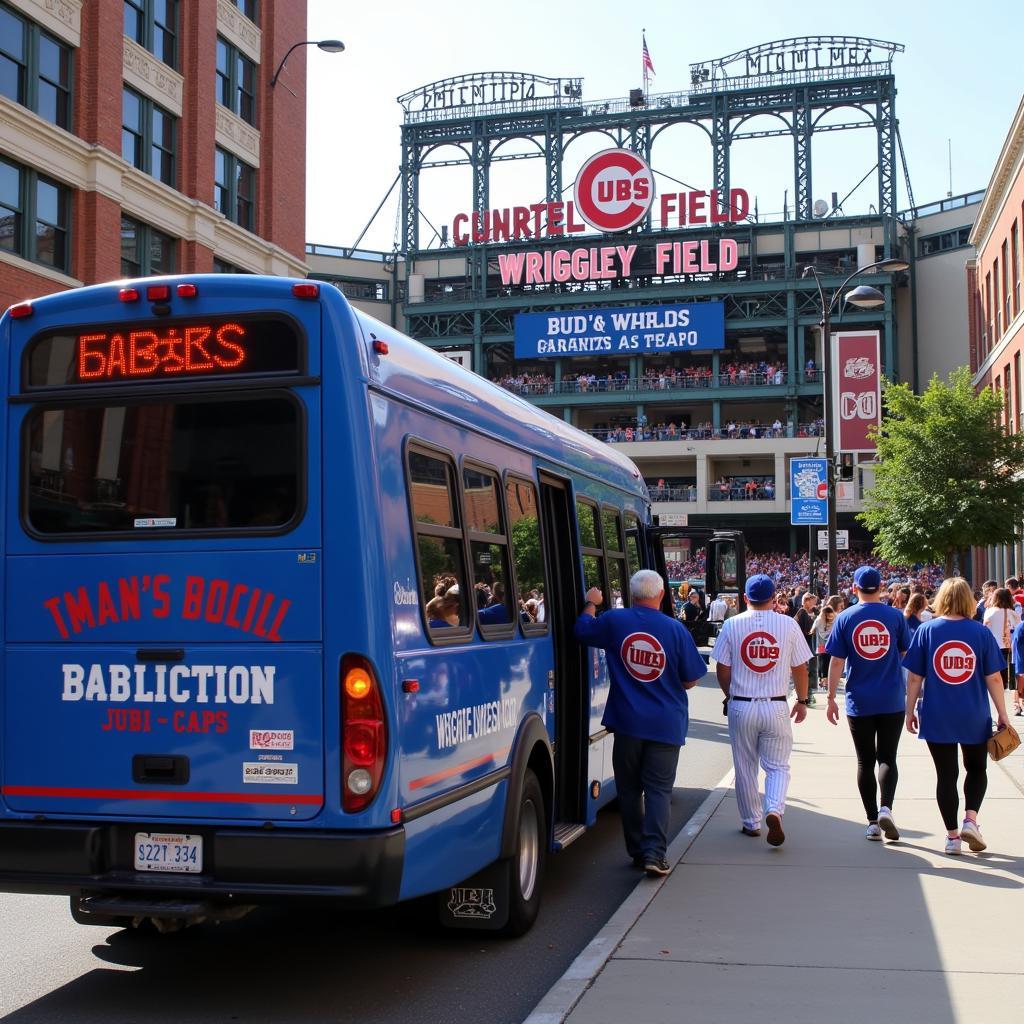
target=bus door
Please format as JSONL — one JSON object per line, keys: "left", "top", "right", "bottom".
{"left": 538, "top": 473, "right": 587, "bottom": 843}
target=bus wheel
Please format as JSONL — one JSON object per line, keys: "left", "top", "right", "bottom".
{"left": 502, "top": 769, "right": 547, "bottom": 936}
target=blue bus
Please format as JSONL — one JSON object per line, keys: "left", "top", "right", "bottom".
{"left": 0, "top": 276, "right": 742, "bottom": 934}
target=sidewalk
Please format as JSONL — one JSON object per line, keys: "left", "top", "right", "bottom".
{"left": 527, "top": 704, "right": 1024, "bottom": 1024}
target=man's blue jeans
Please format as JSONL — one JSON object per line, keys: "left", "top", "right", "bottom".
{"left": 612, "top": 733, "right": 681, "bottom": 861}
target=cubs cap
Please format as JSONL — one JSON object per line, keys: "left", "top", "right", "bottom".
{"left": 744, "top": 574, "right": 776, "bottom": 603}
{"left": 853, "top": 566, "right": 882, "bottom": 592}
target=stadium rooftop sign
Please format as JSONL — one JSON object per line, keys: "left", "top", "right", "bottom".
{"left": 397, "top": 72, "right": 583, "bottom": 120}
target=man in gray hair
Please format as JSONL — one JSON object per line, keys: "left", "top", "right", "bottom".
{"left": 575, "top": 569, "right": 708, "bottom": 877}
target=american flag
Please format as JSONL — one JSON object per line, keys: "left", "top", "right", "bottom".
{"left": 642, "top": 34, "right": 655, "bottom": 77}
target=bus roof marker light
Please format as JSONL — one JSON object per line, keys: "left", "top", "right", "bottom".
{"left": 176, "top": 283, "right": 198, "bottom": 298}
{"left": 146, "top": 285, "right": 171, "bottom": 302}
{"left": 292, "top": 283, "right": 319, "bottom": 300}
{"left": 8, "top": 301, "right": 33, "bottom": 319}
{"left": 119, "top": 288, "right": 140, "bottom": 302}
{"left": 373, "top": 339, "right": 389, "bottom": 355}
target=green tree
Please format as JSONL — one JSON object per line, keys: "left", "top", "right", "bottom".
{"left": 511, "top": 515, "right": 545, "bottom": 593}
{"left": 859, "top": 367, "right": 1024, "bottom": 575}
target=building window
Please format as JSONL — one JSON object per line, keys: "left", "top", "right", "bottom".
{"left": 231, "top": 0, "right": 258, "bottom": 23}
{"left": 120, "top": 215, "right": 175, "bottom": 277}
{"left": 124, "top": 0, "right": 177, "bottom": 69}
{"left": 213, "top": 257, "right": 252, "bottom": 273}
{"left": 214, "top": 147, "right": 255, "bottom": 231}
{"left": 0, "top": 156, "right": 69, "bottom": 271}
{"left": 1003, "top": 240, "right": 1012, "bottom": 327}
{"left": 0, "top": 3, "right": 72, "bottom": 130}
{"left": 312, "top": 275, "right": 388, "bottom": 301}
{"left": 917, "top": 226, "right": 972, "bottom": 257}
{"left": 1013, "top": 221, "right": 1021, "bottom": 319}
{"left": 122, "top": 87, "right": 176, "bottom": 187}
{"left": 216, "top": 36, "right": 256, "bottom": 126}
{"left": 994, "top": 258, "right": 1002, "bottom": 337}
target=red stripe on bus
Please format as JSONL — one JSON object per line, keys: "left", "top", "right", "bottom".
{"left": 1, "top": 785, "right": 322, "bottom": 805}
{"left": 407, "top": 747, "right": 510, "bottom": 791}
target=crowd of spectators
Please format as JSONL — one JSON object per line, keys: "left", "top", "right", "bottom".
{"left": 666, "top": 550, "right": 946, "bottom": 596}
{"left": 710, "top": 476, "right": 776, "bottom": 501}
{"left": 494, "top": 360, "right": 821, "bottom": 397}
{"left": 589, "top": 418, "right": 825, "bottom": 442}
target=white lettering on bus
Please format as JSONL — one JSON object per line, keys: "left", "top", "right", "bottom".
{"left": 61, "top": 664, "right": 275, "bottom": 704}
{"left": 435, "top": 697, "right": 518, "bottom": 750}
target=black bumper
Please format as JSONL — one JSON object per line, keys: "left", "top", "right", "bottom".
{"left": 0, "top": 820, "right": 405, "bottom": 907}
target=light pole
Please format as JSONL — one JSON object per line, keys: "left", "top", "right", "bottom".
{"left": 801, "top": 258, "right": 909, "bottom": 596}
{"left": 269, "top": 39, "right": 345, "bottom": 88}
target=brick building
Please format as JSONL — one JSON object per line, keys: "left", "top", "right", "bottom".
{"left": 969, "top": 95, "right": 1024, "bottom": 581}
{"left": 0, "top": 0, "right": 309, "bottom": 312}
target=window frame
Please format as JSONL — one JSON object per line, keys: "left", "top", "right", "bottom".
{"left": 405, "top": 440, "right": 474, "bottom": 646}
{"left": 122, "top": 86, "right": 177, "bottom": 188}
{"left": 503, "top": 472, "right": 549, "bottom": 638}
{"left": 576, "top": 495, "right": 607, "bottom": 608}
{"left": 0, "top": 156, "right": 70, "bottom": 272}
{"left": 20, "top": 387, "right": 307, "bottom": 542}
{"left": 231, "top": 0, "right": 259, "bottom": 23}
{"left": 124, "top": 0, "right": 177, "bottom": 70}
{"left": 215, "top": 146, "right": 256, "bottom": 231}
{"left": 0, "top": 2, "right": 73, "bottom": 129}
{"left": 601, "top": 504, "right": 630, "bottom": 608}
{"left": 461, "top": 458, "right": 515, "bottom": 641}
{"left": 120, "top": 213, "right": 176, "bottom": 278}
{"left": 216, "top": 34, "right": 257, "bottom": 126}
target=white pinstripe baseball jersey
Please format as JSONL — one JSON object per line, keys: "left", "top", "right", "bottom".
{"left": 714, "top": 610, "right": 810, "bottom": 696}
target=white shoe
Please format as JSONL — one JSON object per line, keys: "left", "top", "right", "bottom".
{"left": 877, "top": 807, "right": 900, "bottom": 841}
{"left": 865, "top": 823, "right": 882, "bottom": 841}
{"left": 960, "top": 819, "right": 987, "bottom": 852}
{"left": 944, "top": 835, "right": 962, "bottom": 856}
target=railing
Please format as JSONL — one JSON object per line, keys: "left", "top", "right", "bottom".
{"left": 708, "top": 485, "right": 777, "bottom": 501}
{"left": 649, "top": 486, "right": 698, "bottom": 502}
{"left": 587, "top": 424, "right": 825, "bottom": 443}
{"left": 495, "top": 371, "right": 824, "bottom": 397}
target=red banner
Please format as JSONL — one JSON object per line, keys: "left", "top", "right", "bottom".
{"left": 832, "top": 331, "right": 881, "bottom": 453}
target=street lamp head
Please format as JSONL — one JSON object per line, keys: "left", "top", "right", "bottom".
{"left": 270, "top": 39, "right": 346, "bottom": 87}
{"left": 316, "top": 39, "right": 346, "bottom": 53}
{"left": 875, "top": 257, "right": 910, "bottom": 273}
{"left": 844, "top": 284, "right": 886, "bottom": 308}
{"left": 801, "top": 265, "right": 817, "bottom": 279}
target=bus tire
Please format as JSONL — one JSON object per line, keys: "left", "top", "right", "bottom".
{"left": 501, "top": 768, "right": 546, "bottom": 937}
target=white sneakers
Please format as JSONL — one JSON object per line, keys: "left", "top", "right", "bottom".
{"left": 945, "top": 835, "right": 963, "bottom": 856}
{"left": 960, "top": 819, "right": 987, "bottom": 852}
{"left": 877, "top": 807, "right": 900, "bottom": 841}
{"left": 865, "top": 823, "right": 882, "bottom": 841}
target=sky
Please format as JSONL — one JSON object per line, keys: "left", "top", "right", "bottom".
{"left": 305, "top": 0, "right": 1024, "bottom": 253}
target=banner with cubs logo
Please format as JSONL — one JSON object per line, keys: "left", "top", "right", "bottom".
{"left": 832, "top": 331, "right": 881, "bottom": 454}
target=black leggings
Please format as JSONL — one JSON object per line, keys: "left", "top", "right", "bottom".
{"left": 847, "top": 712, "right": 904, "bottom": 821}
{"left": 926, "top": 742, "right": 989, "bottom": 831}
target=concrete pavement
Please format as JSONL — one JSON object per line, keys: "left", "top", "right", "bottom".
{"left": 526, "top": 700, "right": 1024, "bottom": 1024}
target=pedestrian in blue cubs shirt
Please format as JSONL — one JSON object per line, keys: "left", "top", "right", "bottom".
{"left": 903, "top": 577, "right": 1009, "bottom": 856}
{"left": 825, "top": 565, "right": 911, "bottom": 841}
{"left": 575, "top": 569, "right": 707, "bottom": 878}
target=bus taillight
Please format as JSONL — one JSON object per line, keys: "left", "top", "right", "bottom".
{"left": 8, "top": 301, "right": 33, "bottom": 319}
{"left": 341, "top": 655, "right": 386, "bottom": 813}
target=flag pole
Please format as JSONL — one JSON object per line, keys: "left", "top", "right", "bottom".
{"left": 642, "top": 28, "right": 648, "bottom": 96}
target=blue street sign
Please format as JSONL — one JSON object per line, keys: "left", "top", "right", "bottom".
{"left": 790, "top": 458, "right": 828, "bottom": 526}
{"left": 514, "top": 301, "right": 725, "bottom": 359}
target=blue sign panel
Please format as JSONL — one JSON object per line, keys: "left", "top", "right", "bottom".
{"left": 790, "top": 458, "right": 828, "bottom": 526}
{"left": 514, "top": 302, "right": 725, "bottom": 359}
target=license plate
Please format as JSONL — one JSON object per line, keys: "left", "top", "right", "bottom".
{"left": 134, "top": 832, "right": 203, "bottom": 874}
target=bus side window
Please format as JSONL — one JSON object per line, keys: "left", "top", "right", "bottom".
{"left": 407, "top": 446, "right": 470, "bottom": 638}
{"left": 505, "top": 477, "right": 547, "bottom": 632}
{"left": 602, "top": 507, "right": 628, "bottom": 609}
{"left": 462, "top": 464, "right": 514, "bottom": 635}
{"left": 624, "top": 513, "right": 641, "bottom": 579}
{"left": 577, "top": 498, "right": 605, "bottom": 609}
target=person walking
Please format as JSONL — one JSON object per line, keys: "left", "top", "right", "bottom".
{"left": 794, "top": 591, "right": 819, "bottom": 703}
{"left": 982, "top": 587, "right": 1020, "bottom": 694}
{"left": 575, "top": 570, "right": 708, "bottom": 876}
{"left": 824, "top": 566, "right": 911, "bottom": 842}
{"left": 904, "top": 593, "right": 929, "bottom": 637}
{"left": 714, "top": 574, "right": 811, "bottom": 847}
{"left": 903, "top": 577, "right": 1009, "bottom": 855}
{"left": 812, "top": 604, "right": 837, "bottom": 685}
{"left": 1012, "top": 616, "right": 1024, "bottom": 717}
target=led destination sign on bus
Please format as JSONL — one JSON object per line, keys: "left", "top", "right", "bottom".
{"left": 25, "top": 317, "right": 303, "bottom": 388}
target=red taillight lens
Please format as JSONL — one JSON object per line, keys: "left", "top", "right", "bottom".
{"left": 292, "top": 282, "right": 319, "bottom": 299}
{"left": 146, "top": 284, "right": 170, "bottom": 301}
{"left": 341, "top": 655, "right": 386, "bottom": 813}
{"left": 176, "top": 283, "right": 198, "bottom": 298}
{"left": 8, "top": 301, "right": 33, "bottom": 319}
{"left": 373, "top": 339, "right": 389, "bottom": 355}
{"left": 119, "top": 287, "right": 140, "bottom": 302}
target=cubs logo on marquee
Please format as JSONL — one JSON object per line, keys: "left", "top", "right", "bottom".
{"left": 852, "top": 620, "right": 890, "bottom": 661}
{"left": 620, "top": 632, "right": 667, "bottom": 682}
{"left": 933, "top": 641, "right": 976, "bottom": 685}
{"left": 740, "top": 631, "right": 781, "bottom": 674}
{"left": 574, "top": 149, "right": 655, "bottom": 233}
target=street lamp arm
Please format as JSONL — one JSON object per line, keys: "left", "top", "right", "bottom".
{"left": 802, "top": 258, "right": 907, "bottom": 318}
{"left": 270, "top": 41, "right": 311, "bottom": 87}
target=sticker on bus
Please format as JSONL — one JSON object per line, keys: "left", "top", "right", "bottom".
{"left": 242, "top": 762, "right": 298, "bottom": 784}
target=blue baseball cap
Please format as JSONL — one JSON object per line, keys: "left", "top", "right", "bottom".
{"left": 744, "top": 574, "right": 776, "bottom": 603}
{"left": 853, "top": 566, "right": 882, "bottom": 592}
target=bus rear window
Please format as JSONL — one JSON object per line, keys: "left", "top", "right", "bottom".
{"left": 24, "top": 395, "right": 301, "bottom": 535}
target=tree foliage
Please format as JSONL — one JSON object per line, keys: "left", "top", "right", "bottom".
{"left": 859, "top": 367, "right": 1024, "bottom": 573}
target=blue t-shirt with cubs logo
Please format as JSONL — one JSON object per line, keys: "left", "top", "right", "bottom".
{"left": 825, "top": 601, "right": 911, "bottom": 716}
{"left": 902, "top": 617, "right": 1003, "bottom": 744}
{"left": 574, "top": 605, "right": 707, "bottom": 745}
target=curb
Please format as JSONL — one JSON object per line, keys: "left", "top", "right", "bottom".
{"left": 521, "top": 766, "right": 735, "bottom": 1024}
